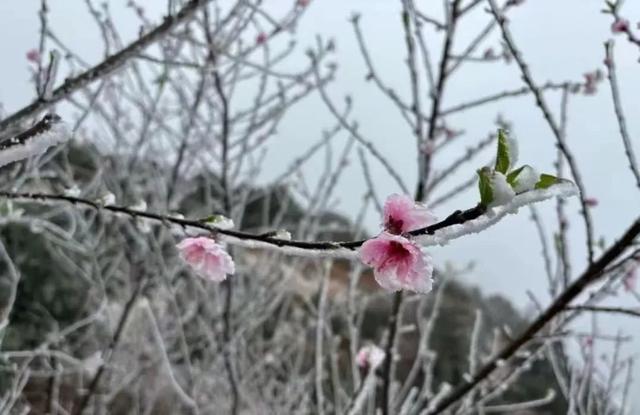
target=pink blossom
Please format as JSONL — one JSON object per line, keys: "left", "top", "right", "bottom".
{"left": 26, "top": 49, "right": 40, "bottom": 63}
{"left": 623, "top": 264, "right": 638, "bottom": 292}
{"left": 176, "top": 237, "right": 235, "bottom": 282}
{"left": 360, "top": 233, "right": 433, "bottom": 293}
{"left": 421, "top": 140, "right": 435, "bottom": 156}
{"left": 383, "top": 194, "right": 436, "bottom": 234}
{"left": 256, "top": 32, "right": 267, "bottom": 45}
{"left": 583, "top": 336, "right": 594, "bottom": 348}
{"left": 583, "top": 70, "right": 603, "bottom": 95}
{"left": 297, "top": 0, "right": 310, "bottom": 6}
{"left": 611, "top": 18, "right": 629, "bottom": 34}
{"left": 356, "top": 345, "right": 385, "bottom": 370}
{"left": 584, "top": 197, "right": 598, "bottom": 207}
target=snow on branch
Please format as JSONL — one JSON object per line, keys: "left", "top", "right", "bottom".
{"left": 414, "top": 181, "right": 578, "bottom": 247}
{"left": 0, "top": 180, "right": 577, "bottom": 261}
{"left": 0, "top": 114, "right": 70, "bottom": 168}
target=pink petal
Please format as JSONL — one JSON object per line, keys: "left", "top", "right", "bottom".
{"left": 359, "top": 233, "right": 434, "bottom": 293}
{"left": 356, "top": 345, "right": 385, "bottom": 370}
{"left": 176, "top": 237, "right": 235, "bottom": 282}
{"left": 383, "top": 194, "right": 435, "bottom": 234}
{"left": 611, "top": 19, "right": 629, "bottom": 33}
{"left": 26, "top": 49, "right": 40, "bottom": 63}
{"left": 360, "top": 237, "right": 392, "bottom": 268}
{"left": 624, "top": 266, "right": 637, "bottom": 292}
{"left": 355, "top": 348, "right": 369, "bottom": 368}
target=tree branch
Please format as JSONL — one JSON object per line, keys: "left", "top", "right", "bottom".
{"left": 425, "top": 217, "right": 640, "bottom": 414}
{"left": 0, "top": 0, "right": 211, "bottom": 137}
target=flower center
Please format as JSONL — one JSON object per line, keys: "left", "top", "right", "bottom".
{"left": 386, "top": 217, "right": 404, "bottom": 234}
{"left": 387, "top": 241, "right": 411, "bottom": 258}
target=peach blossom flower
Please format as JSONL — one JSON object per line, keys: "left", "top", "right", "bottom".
{"left": 360, "top": 232, "right": 433, "bottom": 293}
{"left": 611, "top": 19, "right": 629, "bottom": 34}
{"left": 383, "top": 194, "right": 436, "bottom": 234}
{"left": 356, "top": 345, "right": 385, "bottom": 370}
{"left": 584, "top": 197, "right": 598, "bottom": 207}
{"left": 26, "top": 49, "right": 40, "bottom": 63}
{"left": 177, "top": 237, "right": 235, "bottom": 282}
{"left": 623, "top": 264, "right": 637, "bottom": 292}
{"left": 583, "top": 336, "right": 594, "bottom": 348}
{"left": 256, "top": 32, "right": 267, "bottom": 44}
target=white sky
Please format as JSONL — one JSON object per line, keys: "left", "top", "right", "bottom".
{"left": 1, "top": 0, "right": 639, "bottom": 409}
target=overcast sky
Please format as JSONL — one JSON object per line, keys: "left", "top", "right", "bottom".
{"left": 1, "top": 0, "right": 639, "bottom": 409}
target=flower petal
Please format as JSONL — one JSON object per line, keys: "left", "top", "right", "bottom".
{"left": 383, "top": 194, "right": 436, "bottom": 233}
{"left": 176, "top": 237, "right": 235, "bottom": 282}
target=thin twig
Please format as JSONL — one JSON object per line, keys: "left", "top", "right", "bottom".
{"left": 487, "top": 0, "right": 595, "bottom": 263}
{"left": 73, "top": 276, "right": 144, "bottom": 415}
{"left": 0, "top": 0, "right": 212, "bottom": 137}
{"left": 417, "top": 0, "right": 462, "bottom": 201}
{"left": 424, "top": 217, "right": 640, "bottom": 414}
{"left": 379, "top": 291, "right": 404, "bottom": 415}
{"left": 604, "top": 41, "right": 640, "bottom": 189}
{"left": 564, "top": 305, "right": 640, "bottom": 318}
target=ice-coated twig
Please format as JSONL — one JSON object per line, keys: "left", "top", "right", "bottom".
{"left": 563, "top": 305, "right": 640, "bottom": 318}
{"left": 345, "top": 367, "right": 377, "bottom": 415}
{"left": 413, "top": 182, "right": 578, "bottom": 247}
{"left": 0, "top": 182, "right": 578, "bottom": 259}
{"left": 529, "top": 205, "right": 554, "bottom": 292}
{"left": 487, "top": 0, "right": 596, "bottom": 263}
{"left": 309, "top": 48, "right": 411, "bottom": 196}
{"left": 440, "top": 82, "right": 569, "bottom": 116}
{"left": 0, "top": 0, "right": 212, "bottom": 137}
{"left": 604, "top": 41, "right": 640, "bottom": 189}
{"left": 0, "top": 114, "right": 69, "bottom": 168}
{"left": 379, "top": 291, "right": 404, "bottom": 415}
{"left": 482, "top": 388, "right": 556, "bottom": 413}
{"left": 0, "top": 239, "right": 21, "bottom": 347}
{"left": 73, "top": 277, "right": 144, "bottom": 415}
{"left": 314, "top": 264, "right": 330, "bottom": 415}
{"left": 416, "top": 0, "right": 462, "bottom": 201}
{"left": 421, "top": 216, "right": 640, "bottom": 414}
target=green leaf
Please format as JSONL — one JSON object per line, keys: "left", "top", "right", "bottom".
{"left": 506, "top": 165, "right": 526, "bottom": 187}
{"left": 507, "top": 164, "right": 540, "bottom": 193}
{"left": 494, "top": 129, "right": 511, "bottom": 174}
{"left": 477, "top": 167, "right": 494, "bottom": 206}
{"left": 202, "top": 214, "right": 227, "bottom": 223}
{"left": 534, "top": 174, "right": 559, "bottom": 189}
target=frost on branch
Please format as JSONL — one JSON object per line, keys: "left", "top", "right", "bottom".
{"left": 0, "top": 114, "right": 70, "bottom": 168}
{"left": 489, "top": 170, "right": 515, "bottom": 207}
{"left": 415, "top": 180, "right": 578, "bottom": 247}
{"left": 478, "top": 129, "right": 574, "bottom": 208}
{"left": 507, "top": 165, "right": 539, "bottom": 193}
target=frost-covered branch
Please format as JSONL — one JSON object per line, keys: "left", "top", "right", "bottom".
{"left": 0, "top": 114, "right": 69, "bottom": 168}
{"left": 487, "top": 0, "right": 596, "bottom": 263}
{"left": 0, "top": 181, "right": 577, "bottom": 258}
{"left": 604, "top": 41, "right": 640, "bottom": 189}
{"left": 423, "top": 216, "right": 640, "bottom": 414}
{"left": 0, "top": 0, "right": 212, "bottom": 138}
